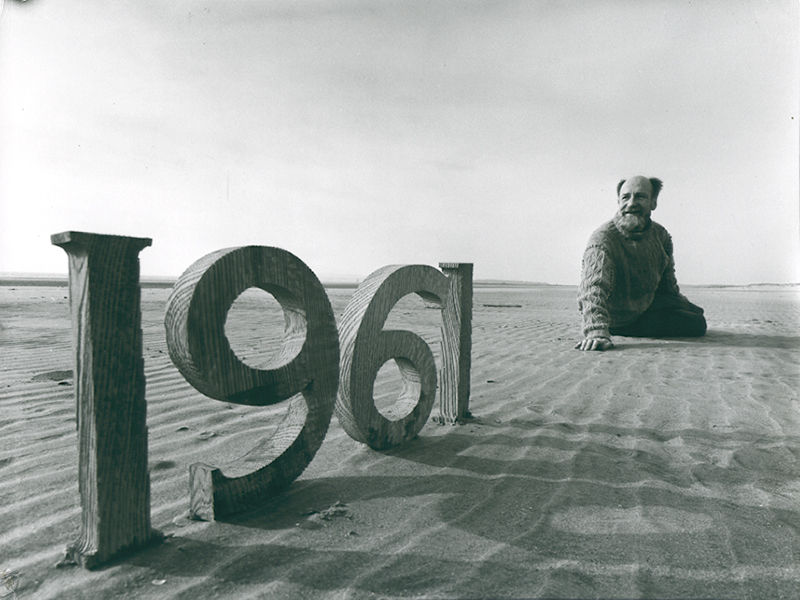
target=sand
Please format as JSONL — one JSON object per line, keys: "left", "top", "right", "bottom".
{"left": 0, "top": 284, "right": 798, "bottom": 599}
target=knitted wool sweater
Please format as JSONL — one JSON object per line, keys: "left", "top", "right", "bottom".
{"left": 577, "top": 214, "right": 684, "bottom": 339}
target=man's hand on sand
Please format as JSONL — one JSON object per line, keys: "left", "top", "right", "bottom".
{"left": 575, "top": 337, "right": 613, "bottom": 351}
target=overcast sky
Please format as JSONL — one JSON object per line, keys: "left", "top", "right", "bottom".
{"left": 1, "top": 0, "right": 797, "bottom": 284}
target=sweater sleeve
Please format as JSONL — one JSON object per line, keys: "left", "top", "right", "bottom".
{"left": 655, "top": 232, "right": 683, "bottom": 299}
{"left": 578, "top": 241, "right": 614, "bottom": 339}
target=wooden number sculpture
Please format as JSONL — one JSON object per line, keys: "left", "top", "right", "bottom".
{"left": 336, "top": 265, "right": 451, "bottom": 450}
{"left": 51, "top": 227, "right": 471, "bottom": 537}
{"left": 438, "top": 263, "right": 473, "bottom": 424}
{"left": 164, "top": 246, "right": 339, "bottom": 520}
{"left": 51, "top": 231, "right": 162, "bottom": 568}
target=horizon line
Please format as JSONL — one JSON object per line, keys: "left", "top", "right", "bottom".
{"left": 1, "top": 273, "right": 798, "bottom": 290}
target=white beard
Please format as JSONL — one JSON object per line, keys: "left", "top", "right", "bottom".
{"left": 616, "top": 212, "right": 650, "bottom": 232}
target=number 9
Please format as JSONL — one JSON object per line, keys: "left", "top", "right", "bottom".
{"left": 164, "top": 246, "right": 339, "bottom": 519}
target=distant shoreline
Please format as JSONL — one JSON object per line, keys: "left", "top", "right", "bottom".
{"left": 0, "top": 277, "right": 175, "bottom": 289}
{"left": 0, "top": 277, "right": 565, "bottom": 289}
{"left": 0, "top": 277, "right": 365, "bottom": 290}
{"left": 0, "top": 277, "right": 797, "bottom": 290}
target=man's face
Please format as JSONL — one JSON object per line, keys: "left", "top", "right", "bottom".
{"left": 617, "top": 177, "right": 656, "bottom": 230}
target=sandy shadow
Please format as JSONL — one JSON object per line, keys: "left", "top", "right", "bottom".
{"left": 613, "top": 328, "right": 800, "bottom": 350}
{"left": 123, "top": 425, "right": 799, "bottom": 598}
{"left": 126, "top": 535, "right": 594, "bottom": 598}
{"left": 219, "top": 422, "right": 798, "bottom": 536}
{"left": 113, "top": 412, "right": 800, "bottom": 598}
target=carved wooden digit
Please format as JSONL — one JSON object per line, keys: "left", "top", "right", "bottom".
{"left": 51, "top": 231, "right": 162, "bottom": 569}
{"left": 164, "top": 246, "right": 339, "bottom": 520}
{"left": 438, "top": 263, "right": 473, "bottom": 424}
{"left": 336, "top": 265, "right": 450, "bottom": 450}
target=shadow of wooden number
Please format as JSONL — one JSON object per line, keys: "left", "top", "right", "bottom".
{"left": 51, "top": 231, "right": 162, "bottom": 569}
{"left": 336, "top": 265, "right": 451, "bottom": 450}
{"left": 164, "top": 246, "right": 339, "bottom": 520}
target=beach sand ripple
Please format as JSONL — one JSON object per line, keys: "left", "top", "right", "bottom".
{"left": 0, "top": 285, "right": 798, "bottom": 599}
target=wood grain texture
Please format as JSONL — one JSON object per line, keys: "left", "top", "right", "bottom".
{"left": 50, "top": 231, "right": 161, "bottom": 569}
{"left": 335, "top": 265, "right": 450, "bottom": 450}
{"left": 438, "top": 263, "right": 473, "bottom": 424}
{"left": 164, "top": 246, "right": 339, "bottom": 520}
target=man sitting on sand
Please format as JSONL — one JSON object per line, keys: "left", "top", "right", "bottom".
{"left": 576, "top": 176, "right": 706, "bottom": 351}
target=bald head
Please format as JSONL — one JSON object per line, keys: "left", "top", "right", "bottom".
{"left": 616, "top": 177, "right": 663, "bottom": 200}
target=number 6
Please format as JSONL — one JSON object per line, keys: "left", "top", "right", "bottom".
{"left": 335, "top": 264, "right": 451, "bottom": 450}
